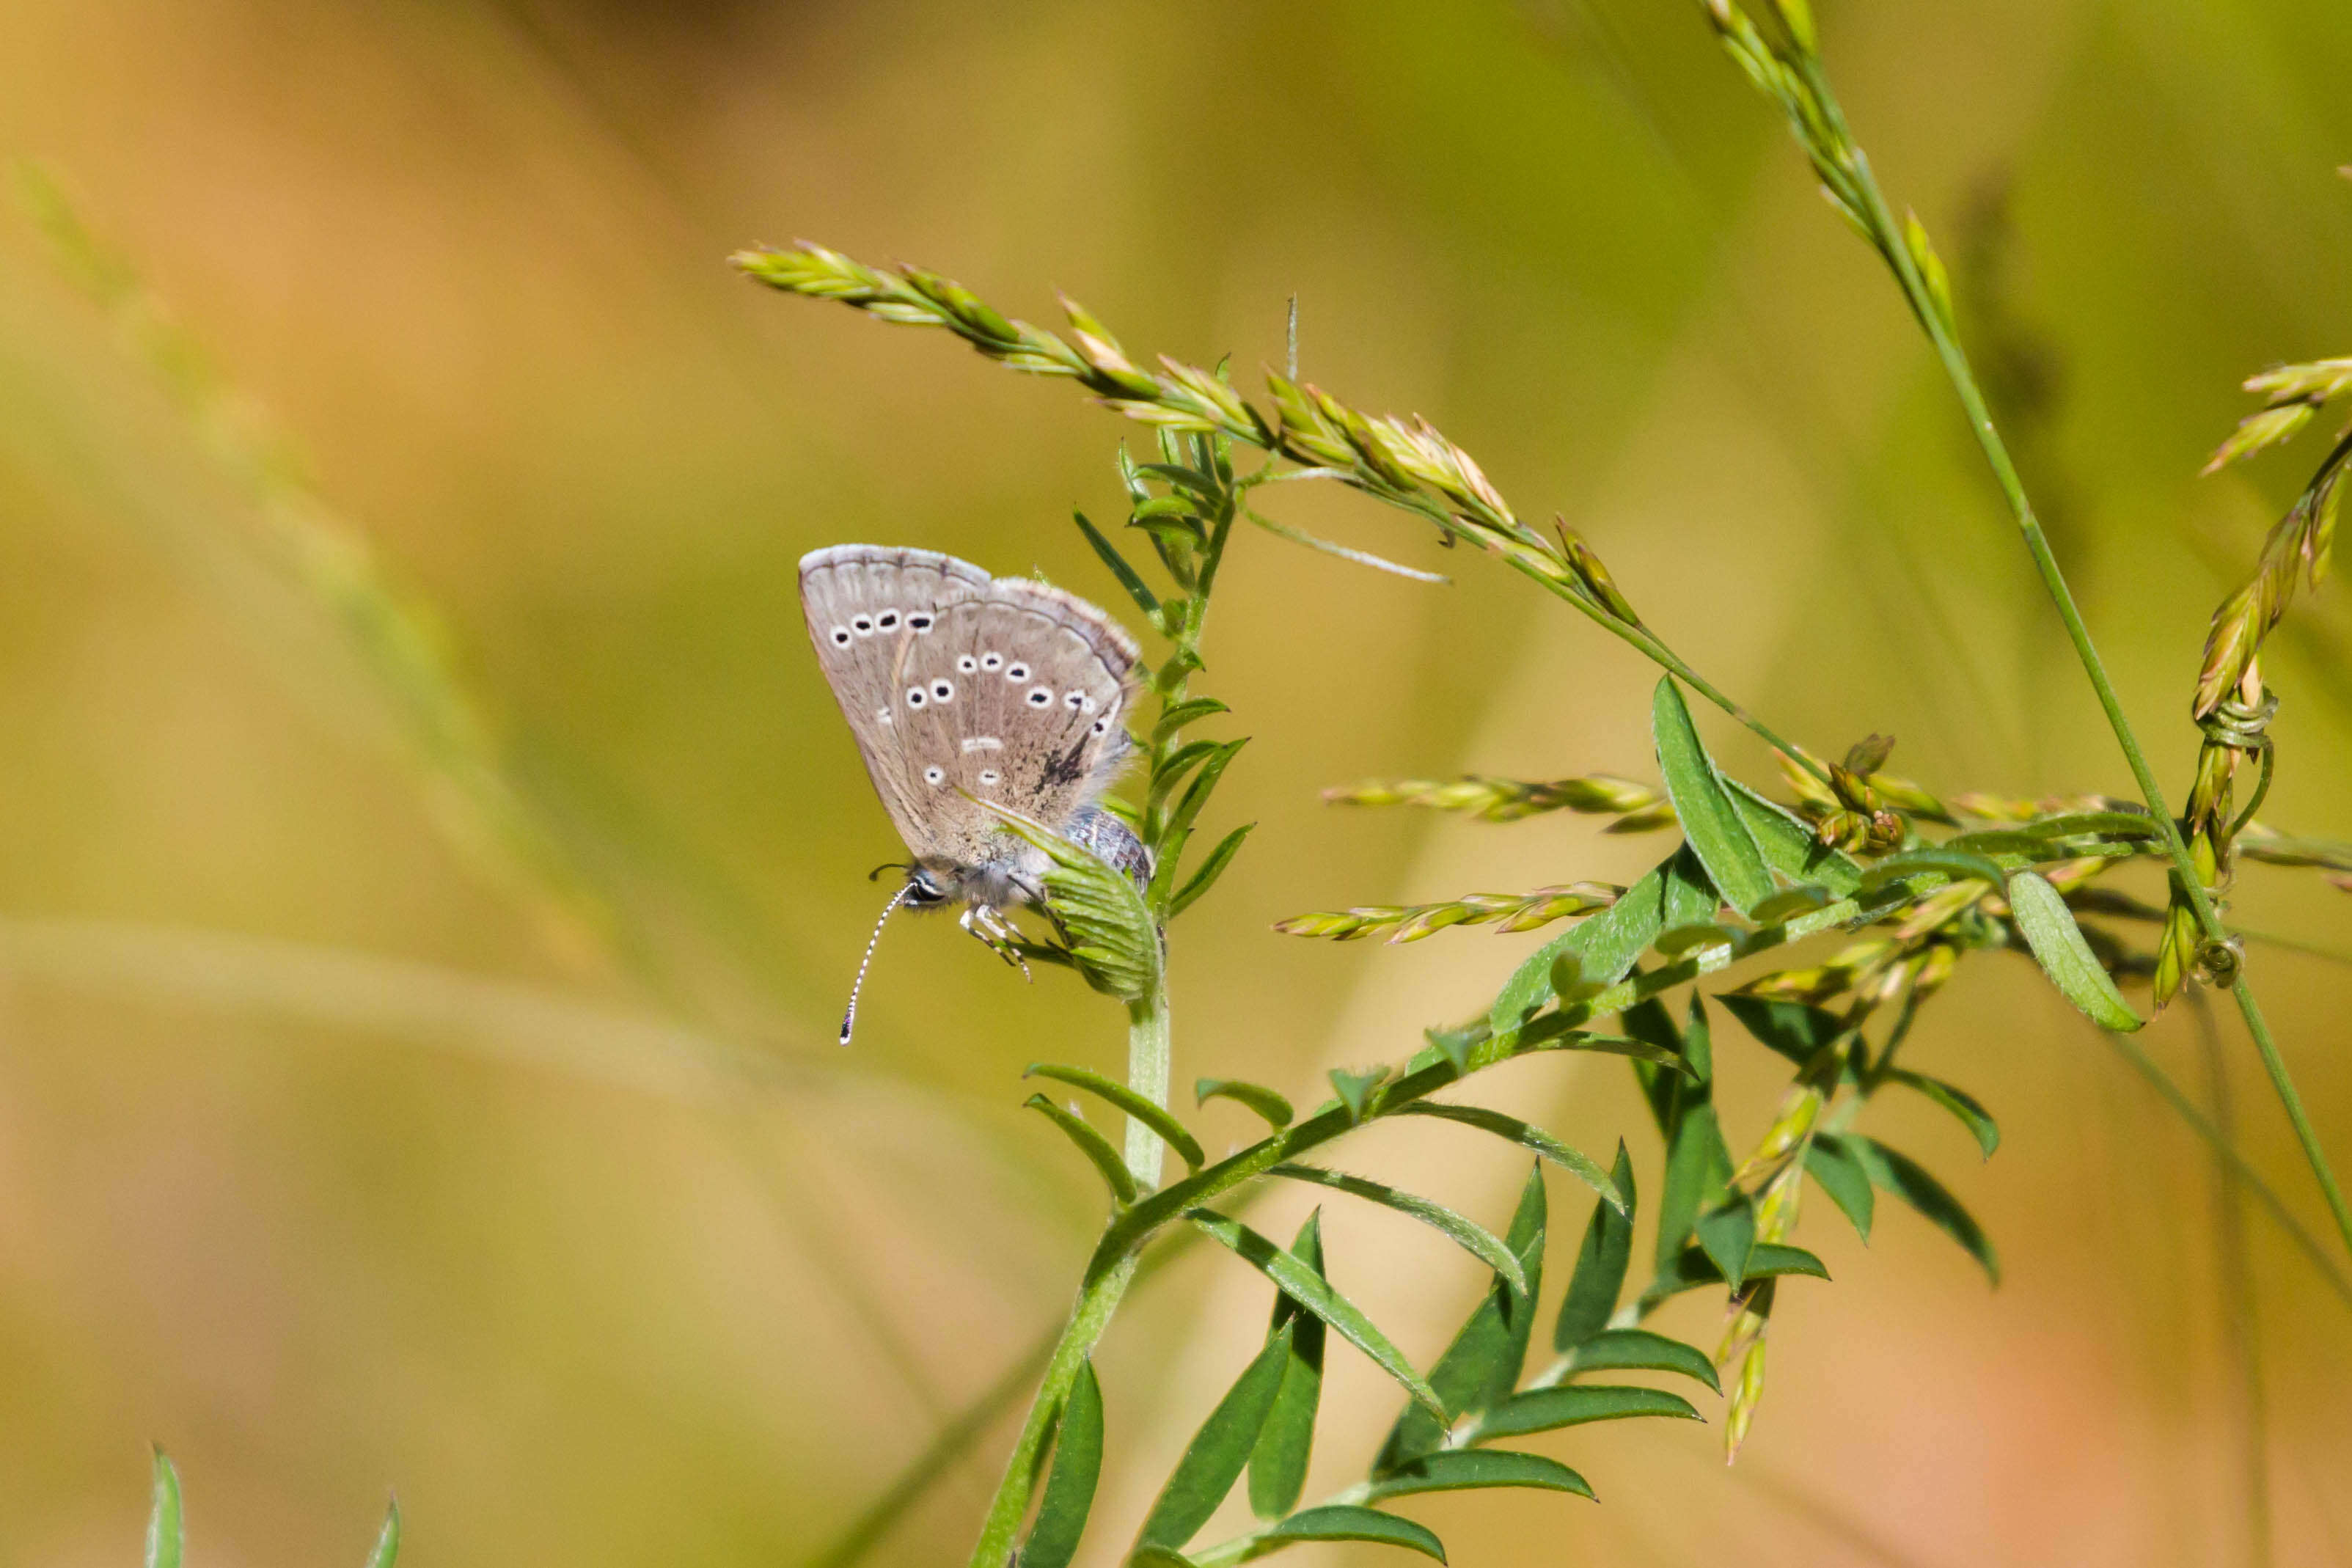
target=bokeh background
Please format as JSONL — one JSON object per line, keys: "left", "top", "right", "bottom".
{"left": 0, "top": 0, "right": 2348, "bottom": 1562}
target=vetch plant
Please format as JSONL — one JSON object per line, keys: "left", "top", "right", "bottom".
{"left": 739, "top": 6, "right": 2352, "bottom": 1561}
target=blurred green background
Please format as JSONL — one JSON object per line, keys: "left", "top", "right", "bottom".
{"left": 0, "top": 0, "right": 2348, "bottom": 1561}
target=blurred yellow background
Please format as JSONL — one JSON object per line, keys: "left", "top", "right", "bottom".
{"left": 0, "top": 0, "right": 2348, "bottom": 1562}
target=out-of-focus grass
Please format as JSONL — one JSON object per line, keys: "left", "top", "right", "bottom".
{"left": 0, "top": 0, "right": 2345, "bottom": 1564}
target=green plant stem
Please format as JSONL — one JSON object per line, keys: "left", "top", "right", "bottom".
{"left": 1793, "top": 55, "right": 2352, "bottom": 1264}
{"left": 2192, "top": 992, "right": 2272, "bottom": 1568}
{"left": 965, "top": 1250, "right": 1143, "bottom": 1568}
{"left": 1126, "top": 984, "right": 1173, "bottom": 1191}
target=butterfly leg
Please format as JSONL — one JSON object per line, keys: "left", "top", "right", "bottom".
{"left": 959, "top": 904, "right": 1033, "bottom": 981}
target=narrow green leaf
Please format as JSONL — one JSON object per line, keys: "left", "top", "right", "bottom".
{"left": 1564, "top": 1327, "right": 1721, "bottom": 1393}
{"left": 147, "top": 1448, "right": 184, "bottom": 1568}
{"left": 1641, "top": 1243, "right": 1830, "bottom": 1304}
{"left": 1269, "top": 1165, "right": 1526, "bottom": 1294}
{"left": 1137, "top": 1327, "right": 1294, "bottom": 1549}
{"left": 1860, "top": 846, "right": 2007, "bottom": 892}
{"left": 1848, "top": 1136, "right": 2001, "bottom": 1285}
{"left": 1187, "top": 1210, "right": 1446, "bottom": 1418}
{"left": 1023, "top": 1094, "right": 1137, "bottom": 1204}
{"left": 1248, "top": 1215, "right": 1326, "bottom": 1520}
{"left": 1149, "top": 739, "right": 1223, "bottom": 814}
{"left": 1489, "top": 851, "right": 1674, "bottom": 1031}
{"left": 1716, "top": 994, "right": 1845, "bottom": 1067}
{"left": 1074, "top": 508, "right": 1160, "bottom": 615}
{"left": 1195, "top": 1077, "right": 1292, "bottom": 1129}
{"left": 1129, "top": 1545, "right": 1197, "bottom": 1567}
{"left": 1512, "top": 1023, "right": 1698, "bottom": 1077}
{"left": 1694, "top": 1197, "right": 1758, "bottom": 1292}
{"left": 1555, "top": 1143, "right": 1635, "bottom": 1351}
{"left": 1162, "top": 739, "right": 1248, "bottom": 849}
{"left": 1478, "top": 1384, "right": 1702, "bottom": 1440}
{"left": 364, "top": 1499, "right": 400, "bottom": 1568}
{"left": 1023, "top": 1361, "right": 1104, "bottom": 1568}
{"left": 1652, "top": 678, "right": 1775, "bottom": 915}
{"left": 1391, "top": 1103, "right": 1624, "bottom": 1213}
{"left": 1025, "top": 1063, "right": 1206, "bottom": 1169}
{"left": 1883, "top": 1069, "right": 2001, "bottom": 1157}
{"left": 1327, "top": 1066, "right": 1386, "bottom": 1122}
{"left": 1376, "top": 1165, "right": 1547, "bottom": 1471}
{"left": 1257, "top": 1506, "right": 1446, "bottom": 1562}
{"left": 2007, "top": 871, "right": 2142, "bottom": 1032}
{"left": 1751, "top": 884, "right": 1836, "bottom": 923}
{"left": 1727, "top": 779, "right": 1864, "bottom": 895}
{"left": 1364, "top": 1449, "right": 1593, "bottom": 1503}
{"left": 1660, "top": 843, "right": 1721, "bottom": 926}
{"left": 1803, "top": 1134, "right": 1874, "bottom": 1241}
{"left": 1951, "top": 810, "right": 2160, "bottom": 846}
{"left": 1168, "top": 822, "right": 1254, "bottom": 919}
{"left": 1655, "top": 1101, "right": 1733, "bottom": 1270}
{"left": 1152, "top": 696, "right": 1230, "bottom": 747}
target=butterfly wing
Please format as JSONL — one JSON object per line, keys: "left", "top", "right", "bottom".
{"left": 800, "top": 546, "right": 1143, "bottom": 871}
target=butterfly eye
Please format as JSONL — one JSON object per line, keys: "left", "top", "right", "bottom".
{"left": 906, "top": 687, "right": 926, "bottom": 708}
{"left": 1063, "top": 690, "right": 1084, "bottom": 709}
{"left": 981, "top": 652, "right": 1003, "bottom": 670}
{"left": 923, "top": 766, "right": 945, "bottom": 785}
{"left": 1005, "top": 663, "right": 1030, "bottom": 682}
{"left": 978, "top": 769, "right": 1000, "bottom": 786}
{"left": 956, "top": 656, "right": 977, "bottom": 673}
{"left": 909, "top": 613, "right": 934, "bottom": 632}
{"left": 831, "top": 627, "right": 851, "bottom": 647}
{"left": 851, "top": 615, "right": 873, "bottom": 635}
{"left": 876, "top": 610, "right": 900, "bottom": 631}
{"left": 931, "top": 681, "right": 954, "bottom": 702}
{"left": 1027, "top": 686, "right": 1052, "bottom": 707}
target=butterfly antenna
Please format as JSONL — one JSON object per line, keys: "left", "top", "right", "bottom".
{"left": 839, "top": 882, "right": 913, "bottom": 1047}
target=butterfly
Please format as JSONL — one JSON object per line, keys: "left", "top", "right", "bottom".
{"left": 800, "top": 544, "right": 1152, "bottom": 1042}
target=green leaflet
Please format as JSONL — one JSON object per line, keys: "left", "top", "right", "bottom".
{"left": 1195, "top": 1077, "right": 1293, "bottom": 1130}
{"left": 1255, "top": 1506, "right": 1446, "bottom": 1562}
{"left": 1727, "top": 779, "right": 1864, "bottom": 895}
{"left": 1136, "top": 1327, "right": 1294, "bottom": 1550}
{"left": 1269, "top": 1164, "right": 1528, "bottom": 1296}
{"left": 1022, "top": 1360, "right": 1104, "bottom": 1568}
{"left": 1022, "top": 1095, "right": 1137, "bottom": 1204}
{"left": 365, "top": 1501, "right": 401, "bottom": 1568}
{"left": 1162, "top": 739, "right": 1249, "bottom": 850}
{"left": 2006, "top": 871, "right": 2142, "bottom": 1032}
{"left": 1847, "top": 1135, "right": 2001, "bottom": 1285}
{"left": 1187, "top": 1210, "right": 1445, "bottom": 1418}
{"left": 1654, "top": 1000, "right": 1732, "bottom": 1270}
{"left": 1512, "top": 1020, "right": 1696, "bottom": 1077}
{"left": 1554, "top": 1143, "right": 1635, "bottom": 1351}
{"left": 1652, "top": 678, "right": 1775, "bottom": 915}
{"left": 1248, "top": 1214, "right": 1326, "bottom": 1520}
{"left": 1389, "top": 1103, "right": 1625, "bottom": 1213}
{"left": 1488, "top": 850, "right": 1678, "bottom": 1032}
{"left": 1073, "top": 508, "right": 1160, "bottom": 615}
{"left": 1025, "top": 1063, "right": 1205, "bottom": 1169}
{"left": 1717, "top": 994, "right": 1846, "bottom": 1068}
{"left": 147, "top": 1450, "right": 184, "bottom": 1568}
{"left": 1375, "top": 1165, "right": 1547, "bottom": 1473}
{"left": 1363, "top": 1449, "right": 1592, "bottom": 1503}
{"left": 1860, "top": 846, "right": 2007, "bottom": 893}
{"left": 1882, "top": 1069, "right": 2001, "bottom": 1157}
{"left": 1693, "top": 1197, "right": 1758, "bottom": 1292}
{"left": 1477, "top": 1384, "right": 1702, "bottom": 1440}
{"left": 1152, "top": 696, "right": 1229, "bottom": 746}
{"left": 1642, "top": 1243, "right": 1829, "bottom": 1305}
{"left": 1168, "top": 822, "right": 1255, "bottom": 919}
{"left": 1804, "top": 1134, "right": 1875, "bottom": 1241}
{"left": 1564, "top": 1327, "right": 1721, "bottom": 1393}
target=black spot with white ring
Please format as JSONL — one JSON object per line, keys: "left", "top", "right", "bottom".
{"left": 851, "top": 615, "right": 873, "bottom": 635}
{"left": 981, "top": 652, "right": 1003, "bottom": 670}
{"left": 876, "top": 610, "right": 900, "bottom": 631}
{"left": 931, "top": 681, "right": 954, "bottom": 702}
{"left": 923, "top": 766, "right": 945, "bottom": 785}
{"left": 906, "top": 686, "right": 927, "bottom": 708}
{"left": 830, "top": 626, "right": 851, "bottom": 647}
{"left": 957, "top": 655, "right": 977, "bottom": 673}
{"left": 909, "top": 612, "right": 934, "bottom": 632}
{"left": 1005, "top": 663, "right": 1030, "bottom": 682}
{"left": 978, "top": 769, "right": 1000, "bottom": 786}
{"left": 1063, "top": 690, "right": 1085, "bottom": 709}
{"left": 1027, "top": 686, "right": 1053, "bottom": 707}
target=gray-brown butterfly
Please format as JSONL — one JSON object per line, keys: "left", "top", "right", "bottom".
{"left": 801, "top": 544, "right": 1152, "bottom": 1043}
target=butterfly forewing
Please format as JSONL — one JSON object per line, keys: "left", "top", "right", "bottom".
{"left": 799, "top": 545, "right": 1141, "bottom": 870}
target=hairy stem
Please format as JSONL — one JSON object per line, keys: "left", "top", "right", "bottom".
{"left": 1126, "top": 984, "right": 1173, "bottom": 1190}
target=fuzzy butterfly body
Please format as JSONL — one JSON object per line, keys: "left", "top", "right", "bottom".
{"left": 800, "top": 545, "right": 1151, "bottom": 1039}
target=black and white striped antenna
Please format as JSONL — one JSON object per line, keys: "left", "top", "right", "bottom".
{"left": 838, "top": 882, "right": 914, "bottom": 1047}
